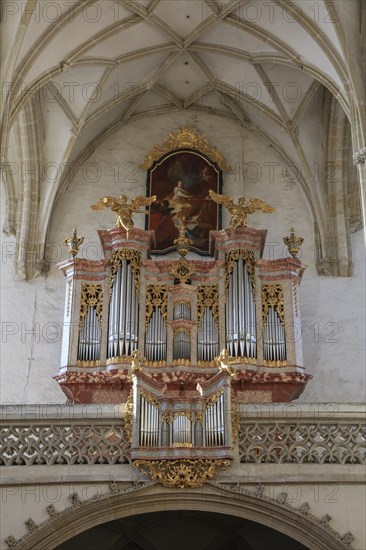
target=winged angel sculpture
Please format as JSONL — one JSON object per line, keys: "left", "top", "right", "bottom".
{"left": 90, "top": 194, "right": 156, "bottom": 234}
{"left": 209, "top": 190, "right": 275, "bottom": 234}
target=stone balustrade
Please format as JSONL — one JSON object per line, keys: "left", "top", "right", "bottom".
{"left": 1, "top": 403, "right": 365, "bottom": 468}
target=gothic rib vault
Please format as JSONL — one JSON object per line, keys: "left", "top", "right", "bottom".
{"left": 1, "top": 0, "right": 365, "bottom": 279}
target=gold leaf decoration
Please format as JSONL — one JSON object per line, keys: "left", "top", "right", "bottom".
{"left": 124, "top": 388, "right": 133, "bottom": 444}
{"left": 133, "top": 459, "right": 230, "bottom": 488}
{"left": 139, "top": 126, "right": 231, "bottom": 171}
{"left": 140, "top": 388, "right": 159, "bottom": 408}
{"left": 79, "top": 284, "right": 103, "bottom": 328}
{"left": 145, "top": 285, "right": 168, "bottom": 329}
{"left": 171, "top": 257, "right": 196, "bottom": 284}
{"left": 197, "top": 284, "right": 219, "bottom": 325}
{"left": 261, "top": 284, "right": 284, "bottom": 327}
{"left": 231, "top": 390, "right": 239, "bottom": 443}
{"left": 205, "top": 389, "right": 224, "bottom": 409}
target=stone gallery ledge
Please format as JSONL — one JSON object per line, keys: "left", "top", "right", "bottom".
{"left": 1, "top": 403, "right": 365, "bottom": 471}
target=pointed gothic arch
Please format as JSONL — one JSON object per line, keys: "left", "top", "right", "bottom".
{"left": 12, "top": 483, "right": 350, "bottom": 550}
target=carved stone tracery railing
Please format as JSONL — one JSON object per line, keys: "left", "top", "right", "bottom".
{"left": 1, "top": 406, "right": 365, "bottom": 467}
{"left": 239, "top": 420, "right": 366, "bottom": 465}
{"left": 0, "top": 422, "right": 130, "bottom": 466}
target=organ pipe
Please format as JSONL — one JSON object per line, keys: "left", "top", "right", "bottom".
{"left": 108, "top": 260, "right": 139, "bottom": 358}
{"left": 204, "top": 394, "right": 225, "bottom": 447}
{"left": 139, "top": 395, "right": 159, "bottom": 447}
{"left": 226, "top": 259, "right": 256, "bottom": 358}
{"left": 173, "top": 303, "right": 191, "bottom": 320}
{"left": 173, "top": 331, "right": 191, "bottom": 360}
{"left": 263, "top": 306, "right": 286, "bottom": 361}
{"left": 198, "top": 307, "right": 219, "bottom": 362}
{"left": 173, "top": 415, "right": 192, "bottom": 445}
{"left": 135, "top": 385, "right": 228, "bottom": 450}
{"left": 77, "top": 307, "right": 101, "bottom": 362}
{"left": 145, "top": 308, "right": 167, "bottom": 361}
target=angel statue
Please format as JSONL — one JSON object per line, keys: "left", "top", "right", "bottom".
{"left": 209, "top": 190, "right": 275, "bottom": 235}
{"left": 90, "top": 194, "right": 156, "bottom": 234}
{"left": 129, "top": 349, "right": 145, "bottom": 376}
{"left": 216, "top": 348, "right": 236, "bottom": 378}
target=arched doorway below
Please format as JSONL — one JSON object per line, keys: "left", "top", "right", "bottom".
{"left": 55, "top": 510, "right": 310, "bottom": 550}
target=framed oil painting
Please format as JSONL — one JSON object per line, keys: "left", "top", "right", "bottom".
{"left": 147, "top": 149, "right": 222, "bottom": 254}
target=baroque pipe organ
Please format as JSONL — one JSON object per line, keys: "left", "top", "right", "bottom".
{"left": 56, "top": 224, "right": 310, "bottom": 403}
{"left": 56, "top": 223, "right": 310, "bottom": 484}
{"left": 55, "top": 128, "right": 311, "bottom": 486}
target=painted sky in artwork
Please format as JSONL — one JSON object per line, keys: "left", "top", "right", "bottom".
{"left": 148, "top": 151, "right": 220, "bottom": 253}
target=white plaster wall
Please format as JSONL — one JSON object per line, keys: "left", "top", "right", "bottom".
{"left": 1, "top": 111, "right": 364, "bottom": 403}
{"left": 0, "top": 185, "right": 66, "bottom": 404}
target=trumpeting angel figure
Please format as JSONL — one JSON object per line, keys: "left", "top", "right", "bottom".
{"left": 90, "top": 194, "right": 156, "bottom": 234}
{"left": 209, "top": 190, "right": 275, "bottom": 235}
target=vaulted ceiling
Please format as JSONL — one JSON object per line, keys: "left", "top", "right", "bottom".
{"left": 1, "top": 0, "right": 365, "bottom": 279}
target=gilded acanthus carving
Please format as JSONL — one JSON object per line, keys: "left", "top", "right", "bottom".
{"left": 139, "top": 126, "right": 231, "bottom": 171}
{"left": 225, "top": 250, "right": 255, "bottom": 295}
{"left": 79, "top": 284, "right": 103, "bottom": 328}
{"left": 170, "top": 257, "right": 195, "bottom": 284}
{"left": 172, "top": 411, "right": 193, "bottom": 421}
{"left": 145, "top": 285, "right": 168, "bottom": 328}
{"left": 197, "top": 284, "right": 219, "bottom": 325}
{"left": 261, "top": 284, "right": 284, "bottom": 327}
{"left": 173, "top": 326, "right": 191, "bottom": 337}
{"left": 205, "top": 389, "right": 224, "bottom": 409}
{"left": 140, "top": 388, "right": 159, "bottom": 408}
{"left": 231, "top": 390, "right": 239, "bottom": 443}
{"left": 124, "top": 389, "right": 133, "bottom": 444}
{"left": 110, "top": 249, "right": 141, "bottom": 299}
{"left": 133, "top": 458, "right": 230, "bottom": 488}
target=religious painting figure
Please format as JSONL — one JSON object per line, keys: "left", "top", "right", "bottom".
{"left": 148, "top": 151, "right": 221, "bottom": 253}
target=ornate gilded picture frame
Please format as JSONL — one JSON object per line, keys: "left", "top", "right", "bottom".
{"left": 146, "top": 149, "right": 223, "bottom": 254}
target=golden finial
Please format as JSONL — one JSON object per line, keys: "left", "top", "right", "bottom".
{"left": 283, "top": 227, "right": 304, "bottom": 258}
{"left": 64, "top": 227, "right": 84, "bottom": 257}
{"left": 173, "top": 219, "right": 193, "bottom": 257}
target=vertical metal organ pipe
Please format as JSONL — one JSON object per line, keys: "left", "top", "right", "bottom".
{"left": 108, "top": 260, "right": 139, "bottom": 359}
{"left": 225, "top": 259, "right": 256, "bottom": 358}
